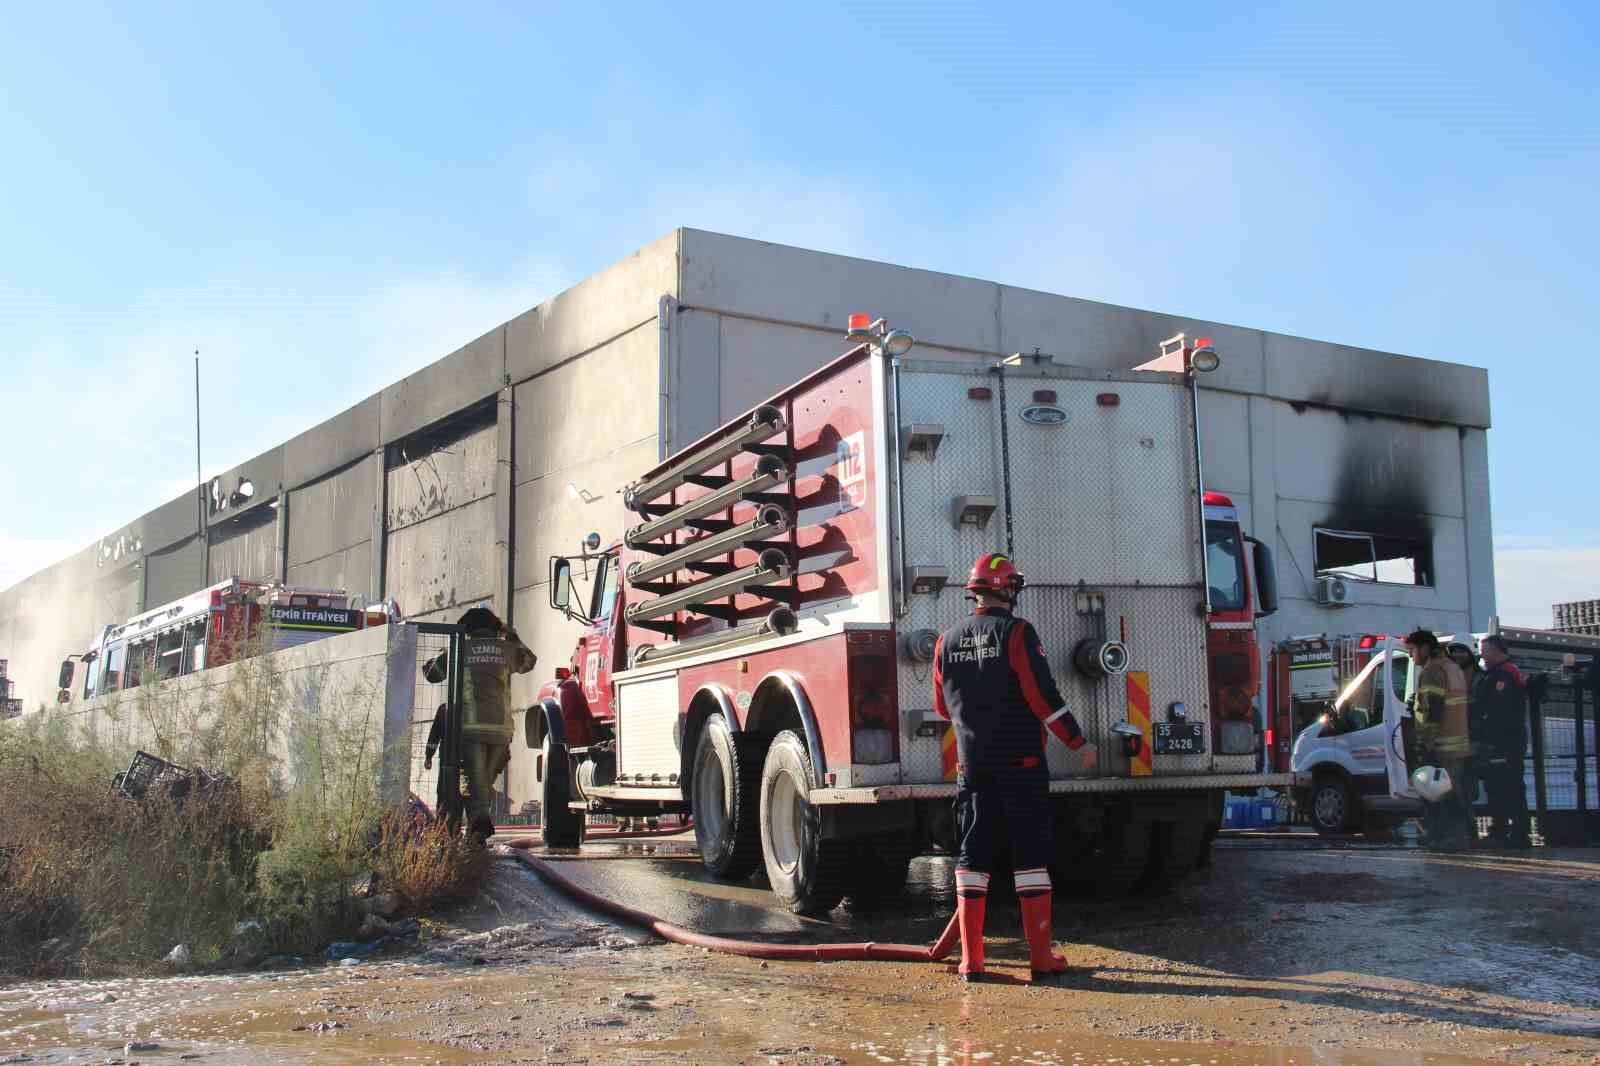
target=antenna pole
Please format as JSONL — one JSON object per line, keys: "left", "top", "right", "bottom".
{"left": 195, "top": 351, "right": 205, "bottom": 577}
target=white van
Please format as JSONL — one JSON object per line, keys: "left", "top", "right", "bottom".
{"left": 1290, "top": 637, "right": 1419, "bottom": 835}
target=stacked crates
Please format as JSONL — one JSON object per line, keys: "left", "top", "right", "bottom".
{"left": 1554, "top": 599, "right": 1600, "bottom": 636}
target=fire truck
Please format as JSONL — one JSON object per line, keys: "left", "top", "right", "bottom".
{"left": 531, "top": 318, "right": 1296, "bottom": 913}
{"left": 62, "top": 578, "right": 381, "bottom": 701}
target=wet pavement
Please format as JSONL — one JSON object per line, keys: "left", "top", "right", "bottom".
{"left": 4, "top": 831, "right": 1599, "bottom": 1065}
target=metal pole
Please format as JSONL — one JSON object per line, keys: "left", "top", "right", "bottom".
{"left": 1529, "top": 673, "right": 1548, "bottom": 822}
{"left": 886, "top": 345, "right": 909, "bottom": 618}
{"left": 1574, "top": 667, "right": 1588, "bottom": 827}
{"left": 1189, "top": 371, "right": 1212, "bottom": 617}
{"left": 194, "top": 352, "right": 205, "bottom": 581}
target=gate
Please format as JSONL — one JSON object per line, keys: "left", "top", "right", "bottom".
{"left": 411, "top": 622, "right": 466, "bottom": 824}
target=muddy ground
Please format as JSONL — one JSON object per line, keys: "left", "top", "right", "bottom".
{"left": 2, "top": 832, "right": 1598, "bottom": 1065}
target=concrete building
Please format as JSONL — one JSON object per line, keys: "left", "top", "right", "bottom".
{"left": 0, "top": 229, "right": 1494, "bottom": 807}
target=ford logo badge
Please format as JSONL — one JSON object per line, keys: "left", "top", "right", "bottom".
{"left": 1019, "top": 404, "right": 1069, "bottom": 426}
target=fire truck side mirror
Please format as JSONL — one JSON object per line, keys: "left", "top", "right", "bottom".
{"left": 58, "top": 659, "right": 76, "bottom": 691}
{"left": 1247, "top": 537, "right": 1279, "bottom": 618}
{"left": 549, "top": 557, "right": 573, "bottom": 612}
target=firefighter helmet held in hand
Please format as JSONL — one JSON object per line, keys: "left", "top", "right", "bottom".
{"left": 1411, "top": 765, "right": 1454, "bottom": 802}
{"left": 965, "top": 553, "right": 1026, "bottom": 599}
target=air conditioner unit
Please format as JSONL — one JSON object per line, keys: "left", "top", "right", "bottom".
{"left": 1315, "top": 576, "right": 1352, "bottom": 608}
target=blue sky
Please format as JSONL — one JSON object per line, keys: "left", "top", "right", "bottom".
{"left": 2, "top": 2, "right": 1596, "bottom": 623}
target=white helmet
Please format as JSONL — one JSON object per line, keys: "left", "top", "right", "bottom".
{"left": 1412, "top": 765, "right": 1454, "bottom": 802}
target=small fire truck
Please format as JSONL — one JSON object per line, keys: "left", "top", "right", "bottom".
{"left": 62, "top": 578, "right": 381, "bottom": 701}
{"left": 531, "top": 318, "right": 1296, "bottom": 913}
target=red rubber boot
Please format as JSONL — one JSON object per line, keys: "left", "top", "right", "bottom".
{"left": 1019, "top": 882, "right": 1069, "bottom": 980}
{"left": 955, "top": 868, "right": 989, "bottom": 983}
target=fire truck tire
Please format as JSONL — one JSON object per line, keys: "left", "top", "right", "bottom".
{"left": 760, "top": 730, "right": 846, "bottom": 916}
{"left": 1090, "top": 812, "right": 1152, "bottom": 899}
{"left": 691, "top": 714, "right": 761, "bottom": 879}
{"left": 1141, "top": 819, "right": 1206, "bottom": 892}
{"left": 843, "top": 836, "right": 914, "bottom": 910}
{"left": 1309, "top": 774, "right": 1358, "bottom": 835}
{"left": 540, "top": 739, "right": 584, "bottom": 849}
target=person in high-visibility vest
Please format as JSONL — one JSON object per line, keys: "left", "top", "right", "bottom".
{"left": 933, "top": 553, "right": 1098, "bottom": 983}
{"left": 1406, "top": 628, "right": 1474, "bottom": 851}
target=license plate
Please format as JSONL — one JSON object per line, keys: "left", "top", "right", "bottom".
{"left": 1154, "top": 721, "right": 1206, "bottom": 755}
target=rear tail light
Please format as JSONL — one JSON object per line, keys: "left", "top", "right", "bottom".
{"left": 847, "top": 632, "right": 899, "bottom": 765}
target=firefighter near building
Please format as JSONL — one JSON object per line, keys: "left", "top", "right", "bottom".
{"left": 532, "top": 317, "right": 1297, "bottom": 915}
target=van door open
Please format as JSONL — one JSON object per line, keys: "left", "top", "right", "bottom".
{"left": 1382, "top": 644, "right": 1415, "bottom": 799}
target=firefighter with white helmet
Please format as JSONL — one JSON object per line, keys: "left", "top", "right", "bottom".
{"left": 932, "top": 552, "right": 1097, "bottom": 982}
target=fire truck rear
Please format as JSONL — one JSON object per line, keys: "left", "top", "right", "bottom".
{"left": 534, "top": 318, "right": 1298, "bottom": 914}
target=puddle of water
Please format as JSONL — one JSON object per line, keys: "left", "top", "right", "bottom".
{"left": 627, "top": 1027, "right": 1504, "bottom": 1065}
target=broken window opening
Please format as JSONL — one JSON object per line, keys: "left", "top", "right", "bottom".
{"left": 1314, "top": 528, "right": 1433, "bottom": 587}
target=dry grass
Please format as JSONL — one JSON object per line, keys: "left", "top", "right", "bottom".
{"left": 0, "top": 646, "right": 485, "bottom": 976}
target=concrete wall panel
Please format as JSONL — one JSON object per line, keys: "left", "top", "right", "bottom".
{"left": 384, "top": 495, "right": 496, "bottom": 618}
{"left": 387, "top": 419, "right": 496, "bottom": 532}
{"left": 285, "top": 396, "right": 380, "bottom": 489}
{"left": 712, "top": 316, "right": 979, "bottom": 425}
{"left": 137, "top": 493, "right": 206, "bottom": 556}
{"left": 1197, "top": 390, "right": 1252, "bottom": 498}
{"left": 681, "top": 229, "right": 998, "bottom": 352}
{"left": 287, "top": 456, "right": 377, "bottom": 570}
{"left": 511, "top": 437, "right": 658, "bottom": 591}
{"left": 513, "top": 325, "right": 659, "bottom": 484}
{"left": 145, "top": 538, "right": 204, "bottom": 608}
{"left": 1273, "top": 498, "right": 1470, "bottom": 613}
{"left": 1270, "top": 404, "right": 1465, "bottom": 521}
{"left": 670, "top": 307, "right": 721, "bottom": 454}
{"left": 1461, "top": 427, "right": 1496, "bottom": 628}
{"left": 381, "top": 327, "right": 505, "bottom": 446}
{"left": 207, "top": 512, "right": 278, "bottom": 584}
{"left": 505, "top": 232, "right": 677, "bottom": 386}
{"left": 286, "top": 541, "right": 372, "bottom": 597}
{"left": 1264, "top": 333, "right": 1490, "bottom": 429}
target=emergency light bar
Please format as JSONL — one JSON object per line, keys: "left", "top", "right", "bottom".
{"left": 632, "top": 607, "right": 800, "bottom": 666}
{"left": 625, "top": 504, "right": 792, "bottom": 585}
{"left": 624, "top": 453, "right": 790, "bottom": 549}
{"left": 624, "top": 548, "right": 792, "bottom": 624}
{"left": 623, "top": 405, "right": 786, "bottom": 513}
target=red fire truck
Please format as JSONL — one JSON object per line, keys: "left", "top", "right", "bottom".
{"left": 63, "top": 578, "right": 379, "bottom": 701}
{"left": 531, "top": 319, "right": 1295, "bottom": 913}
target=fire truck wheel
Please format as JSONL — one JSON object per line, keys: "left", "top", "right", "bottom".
{"left": 842, "top": 836, "right": 914, "bottom": 910}
{"left": 1309, "top": 774, "right": 1358, "bottom": 835}
{"left": 690, "top": 714, "right": 761, "bottom": 879}
{"left": 540, "top": 739, "right": 584, "bottom": 849}
{"left": 760, "top": 730, "right": 846, "bottom": 916}
{"left": 1140, "top": 819, "right": 1206, "bottom": 892}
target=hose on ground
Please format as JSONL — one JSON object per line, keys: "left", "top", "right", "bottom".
{"left": 502, "top": 841, "right": 960, "bottom": 963}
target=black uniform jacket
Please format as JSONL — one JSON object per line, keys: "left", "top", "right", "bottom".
{"left": 933, "top": 607, "right": 1084, "bottom": 775}
{"left": 1470, "top": 660, "right": 1528, "bottom": 760}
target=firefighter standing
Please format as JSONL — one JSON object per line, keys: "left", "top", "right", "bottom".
{"left": 422, "top": 606, "right": 536, "bottom": 842}
{"left": 1405, "top": 629, "right": 1474, "bottom": 850}
{"left": 933, "top": 553, "right": 1097, "bottom": 983}
{"left": 1471, "top": 635, "right": 1532, "bottom": 849}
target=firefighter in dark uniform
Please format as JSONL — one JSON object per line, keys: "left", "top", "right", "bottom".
{"left": 1471, "top": 635, "right": 1531, "bottom": 849}
{"left": 933, "top": 553, "right": 1098, "bottom": 983}
{"left": 422, "top": 606, "right": 536, "bottom": 842}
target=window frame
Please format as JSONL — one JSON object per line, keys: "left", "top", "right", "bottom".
{"left": 1313, "top": 526, "right": 1434, "bottom": 588}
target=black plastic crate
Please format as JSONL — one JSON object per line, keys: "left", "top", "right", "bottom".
{"left": 118, "top": 750, "right": 191, "bottom": 800}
